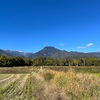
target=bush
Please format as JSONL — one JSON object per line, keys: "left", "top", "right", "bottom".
{"left": 41, "top": 72, "right": 55, "bottom": 81}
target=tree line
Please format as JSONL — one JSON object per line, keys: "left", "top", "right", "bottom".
{"left": 0, "top": 56, "right": 100, "bottom": 67}
{"left": 0, "top": 56, "right": 32, "bottom": 67}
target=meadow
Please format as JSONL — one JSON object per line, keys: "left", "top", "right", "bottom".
{"left": 0, "top": 66, "right": 100, "bottom": 100}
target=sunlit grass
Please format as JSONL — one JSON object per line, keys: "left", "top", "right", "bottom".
{"left": 0, "top": 67, "right": 100, "bottom": 100}
{"left": 42, "top": 68, "right": 100, "bottom": 100}
{"left": 91, "top": 73, "right": 100, "bottom": 77}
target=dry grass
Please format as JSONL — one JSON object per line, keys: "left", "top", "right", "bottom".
{"left": 41, "top": 68, "right": 100, "bottom": 100}
{"left": 31, "top": 71, "right": 68, "bottom": 100}
{"left": 0, "top": 67, "right": 100, "bottom": 100}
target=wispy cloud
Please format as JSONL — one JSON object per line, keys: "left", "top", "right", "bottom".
{"left": 18, "top": 51, "right": 23, "bottom": 52}
{"left": 44, "top": 43, "right": 49, "bottom": 46}
{"left": 77, "top": 43, "right": 94, "bottom": 49}
{"left": 59, "top": 43, "right": 65, "bottom": 46}
{"left": 86, "top": 43, "right": 94, "bottom": 47}
{"left": 77, "top": 46, "right": 86, "bottom": 49}
{"left": 97, "top": 50, "right": 100, "bottom": 52}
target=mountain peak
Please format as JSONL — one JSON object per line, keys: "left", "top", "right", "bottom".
{"left": 43, "top": 46, "right": 57, "bottom": 50}
{"left": 32, "top": 46, "right": 69, "bottom": 59}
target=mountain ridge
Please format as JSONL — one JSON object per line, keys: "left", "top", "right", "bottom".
{"left": 30, "top": 46, "right": 97, "bottom": 59}
{"left": 0, "top": 46, "right": 100, "bottom": 59}
{"left": 0, "top": 49, "right": 34, "bottom": 58}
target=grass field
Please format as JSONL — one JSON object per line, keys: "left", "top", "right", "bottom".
{"left": 0, "top": 66, "right": 100, "bottom": 100}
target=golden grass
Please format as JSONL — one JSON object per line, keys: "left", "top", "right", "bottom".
{"left": 41, "top": 68, "right": 100, "bottom": 100}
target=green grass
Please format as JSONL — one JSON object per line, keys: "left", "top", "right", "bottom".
{"left": 91, "top": 73, "right": 100, "bottom": 77}
{"left": 46, "top": 66, "right": 100, "bottom": 73}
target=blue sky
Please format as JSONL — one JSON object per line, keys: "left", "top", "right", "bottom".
{"left": 0, "top": 0, "right": 100, "bottom": 53}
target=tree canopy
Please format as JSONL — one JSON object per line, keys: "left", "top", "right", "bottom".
{"left": 0, "top": 56, "right": 100, "bottom": 67}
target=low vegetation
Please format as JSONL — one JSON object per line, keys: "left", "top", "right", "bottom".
{"left": 0, "top": 66, "right": 100, "bottom": 100}
{"left": 49, "top": 69, "right": 100, "bottom": 100}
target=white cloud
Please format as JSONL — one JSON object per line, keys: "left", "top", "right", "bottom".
{"left": 18, "top": 51, "right": 23, "bottom": 52}
{"left": 59, "top": 43, "right": 65, "bottom": 46}
{"left": 86, "top": 43, "right": 94, "bottom": 47}
{"left": 77, "top": 43, "right": 94, "bottom": 49}
{"left": 77, "top": 46, "right": 86, "bottom": 49}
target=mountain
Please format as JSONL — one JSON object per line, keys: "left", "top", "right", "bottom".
{"left": 0, "top": 49, "right": 11, "bottom": 56}
{"left": 0, "top": 46, "right": 100, "bottom": 59}
{"left": 6, "top": 50, "right": 34, "bottom": 58}
{"left": 89, "top": 52, "right": 100, "bottom": 57}
{"left": 0, "top": 49, "right": 34, "bottom": 58}
{"left": 30, "top": 46, "right": 100, "bottom": 59}
{"left": 30, "top": 46, "right": 70, "bottom": 59}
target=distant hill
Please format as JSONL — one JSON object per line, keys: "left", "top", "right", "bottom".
{"left": 0, "top": 49, "right": 11, "bottom": 56}
{"left": 88, "top": 52, "right": 100, "bottom": 58}
{"left": 0, "top": 46, "right": 100, "bottom": 59}
{"left": 30, "top": 46, "right": 100, "bottom": 59}
{"left": 0, "top": 49, "right": 33, "bottom": 58}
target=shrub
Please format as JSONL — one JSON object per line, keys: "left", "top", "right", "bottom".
{"left": 43, "top": 72, "right": 55, "bottom": 81}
